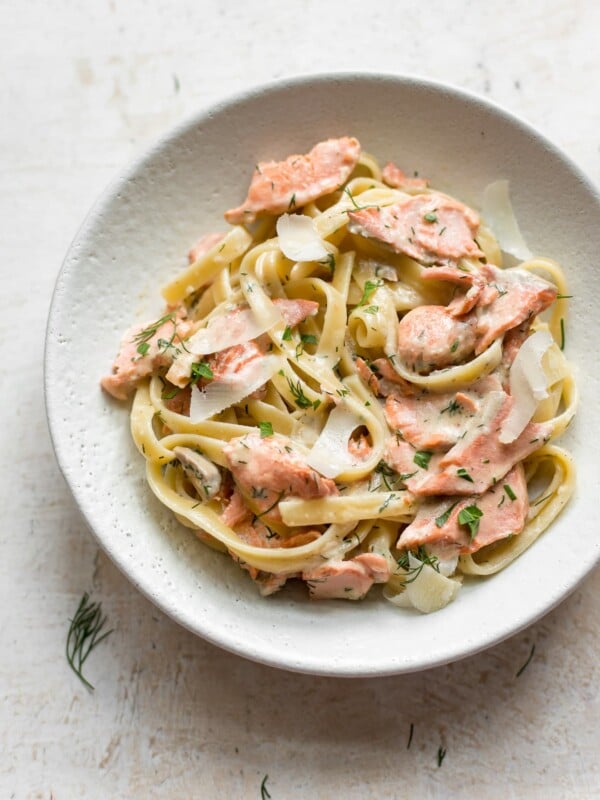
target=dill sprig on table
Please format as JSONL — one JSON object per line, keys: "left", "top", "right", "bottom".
{"left": 66, "top": 593, "right": 113, "bottom": 690}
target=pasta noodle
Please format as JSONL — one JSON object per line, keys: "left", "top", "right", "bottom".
{"left": 102, "top": 137, "right": 576, "bottom": 611}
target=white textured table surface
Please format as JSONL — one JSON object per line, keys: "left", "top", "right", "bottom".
{"left": 2, "top": 1, "right": 599, "bottom": 797}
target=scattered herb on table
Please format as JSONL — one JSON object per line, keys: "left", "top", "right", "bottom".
{"left": 66, "top": 593, "right": 113, "bottom": 690}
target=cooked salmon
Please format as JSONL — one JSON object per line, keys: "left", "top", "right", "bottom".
{"left": 101, "top": 310, "right": 194, "bottom": 400}
{"left": 303, "top": 553, "right": 390, "bottom": 600}
{"left": 347, "top": 192, "right": 484, "bottom": 265}
{"left": 381, "top": 162, "right": 428, "bottom": 190}
{"left": 223, "top": 431, "right": 338, "bottom": 518}
{"left": 398, "top": 464, "right": 528, "bottom": 555}
{"left": 396, "top": 305, "right": 478, "bottom": 374}
{"left": 474, "top": 266, "right": 557, "bottom": 353}
{"left": 407, "top": 393, "right": 552, "bottom": 496}
{"left": 355, "top": 356, "right": 415, "bottom": 398}
{"left": 224, "top": 137, "right": 361, "bottom": 224}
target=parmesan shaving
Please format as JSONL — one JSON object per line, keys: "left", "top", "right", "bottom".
{"left": 189, "top": 355, "right": 283, "bottom": 422}
{"left": 404, "top": 553, "right": 460, "bottom": 613}
{"left": 499, "top": 330, "right": 553, "bottom": 443}
{"left": 482, "top": 180, "right": 532, "bottom": 260}
{"left": 166, "top": 305, "right": 281, "bottom": 386}
{"left": 276, "top": 213, "right": 329, "bottom": 262}
{"left": 306, "top": 403, "right": 364, "bottom": 478}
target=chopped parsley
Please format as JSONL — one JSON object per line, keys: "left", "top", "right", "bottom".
{"left": 456, "top": 467, "right": 474, "bottom": 483}
{"left": 282, "top": 325, "right": 292, "bottom": 341}
{"left": 458, "top": 505, "right": 483, "bottom": 540}
{"left": 136, "top": 341, "right": 150, "bottom": 357}
{"left": 413, "top": 450, "right": 433, "bottom": 469}
{"left": 435, "top": 501, "right": 459, "bottom": 528}
{"left": 190, "top": 361, "right": 214, "bottom": 383}
{"left": 259, "top": 421, "right": 273, "bottom": 438}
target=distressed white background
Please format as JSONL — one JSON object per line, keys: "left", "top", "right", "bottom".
{"left": 2, "top": 1, "right": 599, "bottom": 797}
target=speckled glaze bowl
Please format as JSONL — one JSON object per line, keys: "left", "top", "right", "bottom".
{"left": 45, "top": 73, "right": 600, "bottom": 676}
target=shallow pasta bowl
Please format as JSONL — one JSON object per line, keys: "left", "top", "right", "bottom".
{"left": 45, "top": 73, "right": 600, "bottom": 676}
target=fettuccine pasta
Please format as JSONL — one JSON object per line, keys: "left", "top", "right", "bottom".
{"left": 102, "top": 137, "right": 576, "bottom": 612}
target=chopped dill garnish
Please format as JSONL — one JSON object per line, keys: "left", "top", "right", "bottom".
{"left": 504, "top": 484, "right": 517, "bottom": 501}
{"left": 358, "top": 279, "right": 383, "bottom": 307}
{"left": 260, "top": 774, "right": 271, "bottom": 799}
{"left": 560, "top": 318, "right": 565, "bottom": 350}
{"left": 288, "top": 193, "right": 297, "bottom": 209}
{"left": 440, "top": 399, "right": 461, "bottom": 414}
{"left": 515, "top": 643, "right": 536, "bottom": 677}
{"left": 284, "top": 375, "right": 313, "bottom": 409}
{"left": 397, "top": 547, "right": 440, "bottom": 584}
{"left": 437, "top": 746, "right": 447, "bottom": 767}
{"left": 282, "top": 325, "right": 292, "bottom": 341}
{"left": 456, "top": 467, "right": 474, "bottom": 483}
{"left": 66, "top": 593, "right": 113, "bottom": 691}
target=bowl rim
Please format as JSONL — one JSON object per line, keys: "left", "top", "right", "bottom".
{"left": 45, "top": 71, "right": 600, "bottom": 676}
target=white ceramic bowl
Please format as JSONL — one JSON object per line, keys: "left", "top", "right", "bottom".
{"left": 45, "top": 73, "right": 600, "bottom": 676}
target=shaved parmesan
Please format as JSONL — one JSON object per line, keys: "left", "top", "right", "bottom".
{"left": 499, "top": 330, "right": 553, "bottom": 443}
{"left": 404, "top": 553, "right": 460, "bottom": 613}
{"left": 276, "top": 213, "right": 329, "bottom": 262}
{"left": 189, "top": 355, "right": 283, "bottom": 422}
{"left": 166, "top": 305, "right": 282, "bottom": 386}
{"left": 306, "top": 403, "right": 364, "bottom": 478}
{"left": 482, "top": 180, "right": 532, "bottom": 260}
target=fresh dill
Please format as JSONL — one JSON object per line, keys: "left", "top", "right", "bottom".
{"left": 440, "top": 399, "right": 461, "bottom": 415}
{"left": 284, "top": 375, "right": 313, "bottom": 409}
{"left": 132, "top": 312, "right": 189, "bottom": 357}
{"left": 378, "top": 493, "right": 396, "bottom": 513}
{"left": 358, "top": 279, "right": 383, "bottom": 307}
{"left": 288, "top": 193, "right": 297, "bottom": 210}
{"left": 437, "top": 746, "right": 447, "bottom": 767}
{"left": 256, "top": 492, "right": 285, "bottom": 518}
{"left": 66, "top": 593, "right": 113, "bottom": 691}
{"left": 282, "top": 325, "right": 292, "bottom": 341}
{"left": 515, "top": 643, "right": 536, "bottom": 677}
{"left": 260, "top": 774, "right": 271, "bottom": 799}
{"left": 343, "top": 186, "right": 380, "bottom": 213}
{"left": 504, "top": 483, "right": 517, "bottom": 501}
{"left": 374, "top": 461, "right": 416, "bottom": 491}
{"left": 560, "top": 317, "right": 565, "bottom": 350}
{"left": 456, "top": 467, "right": 474, "bottom": 483}
{"left": 555, "top": 294, "right": 572, "bottom": 299}
{"left": 397, "top": 547, "right": 440, "bottom": 584}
